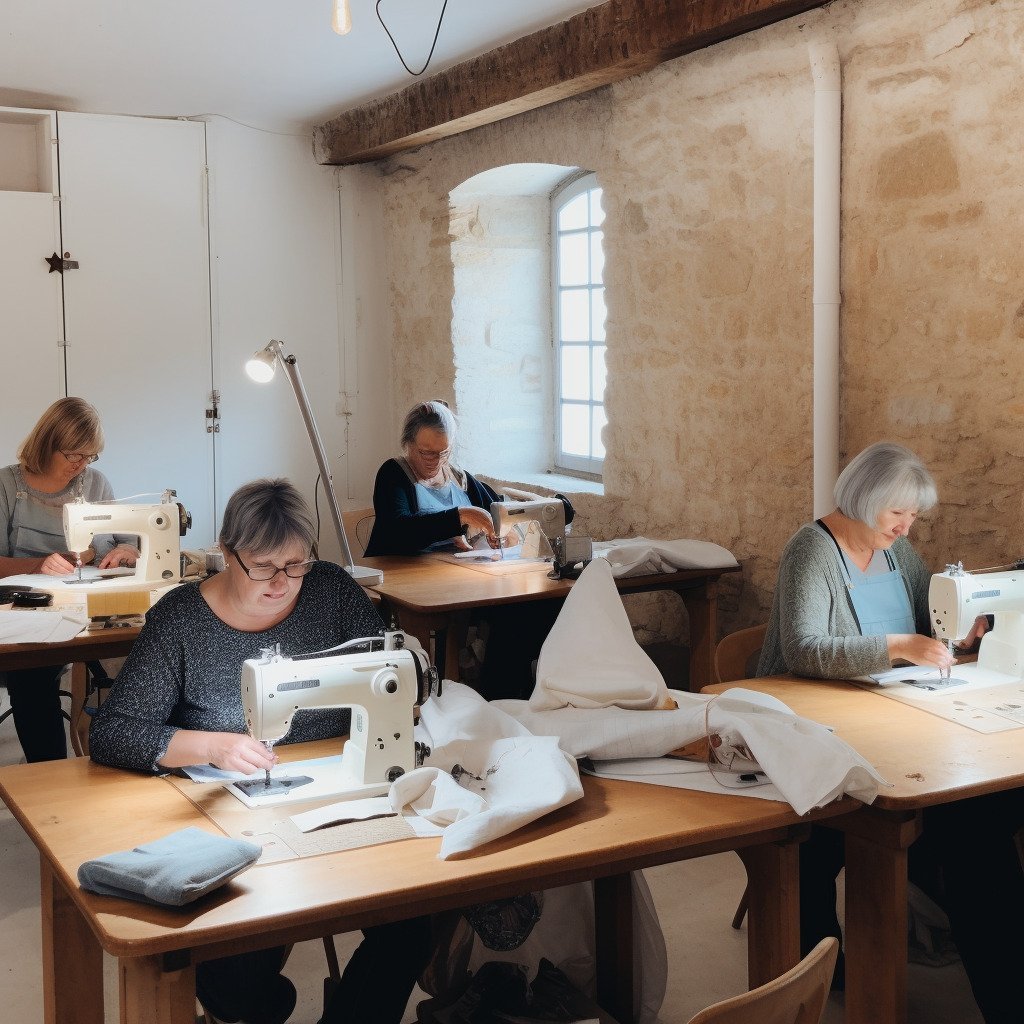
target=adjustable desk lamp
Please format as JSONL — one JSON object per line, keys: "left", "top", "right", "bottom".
{"left": 245, "top": 339, "right": 383, "bottom": 587}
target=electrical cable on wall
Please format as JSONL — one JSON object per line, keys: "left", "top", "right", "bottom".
{"left": 377, "top": 0, "right": 449, "bottom": 76}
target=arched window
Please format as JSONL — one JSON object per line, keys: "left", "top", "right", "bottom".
{"left": 553, "top": 173, "right": 605, "bottom": 474}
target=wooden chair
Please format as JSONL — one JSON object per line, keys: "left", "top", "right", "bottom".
{"left": 713, "top": 623, "right": 768, "bottom": 686}
{"left": 341, "top": 507, "right": 375, "bottom": 558}
{"left": 685, "top": 937, "right": 838, "bottom": 1024}
{"left": 713, "top": 623, "right": 768, "bottom": 930}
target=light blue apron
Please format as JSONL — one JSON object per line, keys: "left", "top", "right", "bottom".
{"left": 818, "top": 520, "right": 916, "bottom": 636}
{"left": 7, "top": 465, "right": 83, "bottom": 558}
{"left": 414, "top": 479, "right": 472, "bottom": 553}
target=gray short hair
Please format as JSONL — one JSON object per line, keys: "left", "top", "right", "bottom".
{"left": 834, "top": 442, "right": 937, "bottom": 527}
{"left": 400, "top": 400, "right": 458, "bottom": 450}
{"left": 219, "top": 479, "right": 317, "bottom": 557}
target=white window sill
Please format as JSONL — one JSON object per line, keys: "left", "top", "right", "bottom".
{"left": 482, "top": 471, "right": 604, "bottom": 497}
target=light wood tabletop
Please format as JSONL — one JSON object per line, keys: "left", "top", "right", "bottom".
{"left": 0, "top": 740, "right": 849, "bottom": 1024}
{"left": 359, "top": 554, "right": 740, "bottom": 689}
{"left": 703, "top": 674, "right": 1024, "bottom": 1024}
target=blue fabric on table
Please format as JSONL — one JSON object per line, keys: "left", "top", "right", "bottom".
{"left": 77, "top": 826, "right": 261, "bottom": 906}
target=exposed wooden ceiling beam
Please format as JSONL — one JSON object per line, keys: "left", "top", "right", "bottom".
{"left": 314, "top": 0, "right": 831, "bottom": 165}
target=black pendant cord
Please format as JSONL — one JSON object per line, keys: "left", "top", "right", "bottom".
{"left": 376, "top": 0, "right": 449, "bottom": 77}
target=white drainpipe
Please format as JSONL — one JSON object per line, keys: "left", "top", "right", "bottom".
{"left": 809, "top": 42, "right": 842, "bottom": 518}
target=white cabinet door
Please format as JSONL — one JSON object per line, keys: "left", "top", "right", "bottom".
{"left": 57, "top": 113, "right": 216, "bottom": 546}
{"left": 0, "top": 191, "right": 65, "bottom": 465}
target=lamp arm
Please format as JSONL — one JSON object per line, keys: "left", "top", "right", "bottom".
{"left": 277, "top": 348, "right": 356, "bottom": 570}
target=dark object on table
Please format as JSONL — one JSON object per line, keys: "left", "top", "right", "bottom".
{"left": 7, "top": 589, "right": 53, "bottom": 608}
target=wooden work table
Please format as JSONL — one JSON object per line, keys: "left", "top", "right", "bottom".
{"left": 703, "top": 674, "right": 1024, "bottom": 1024}
{"left": 0, "top": 740, "right": 851, "bottom": 1024}
{"left": 0, "top": 626, "right": 140, "bottom": 756}
{"left": 359, "top": 554, "right": 739, "bottom": 690}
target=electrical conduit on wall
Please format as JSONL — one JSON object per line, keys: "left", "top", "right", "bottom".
{"left": 809, "top": 42, "right": 841, "bottom": 518}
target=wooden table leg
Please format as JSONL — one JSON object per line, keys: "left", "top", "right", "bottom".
{"left": 738, "top": 837, "right": 801, "bottom": 988}
{"left": 841, "top": 808, "right": 922, "bottom": 1024}
{"left": 678, "top": 580, "right": 718, "bottom": 692}
{"left": 120, "top": 956, "right": 197, "bottom": 1024}
{"left": 41, "top": 858, "right": 103, "bottom": 1024}
{"left": 594, "top": 873, "right": 634, "bottom": 1024}
{"left": 69, "top": 662, "right": 89, "bottom": 758}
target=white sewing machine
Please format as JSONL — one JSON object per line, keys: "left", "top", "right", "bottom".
{"left": 230, "top": 630, "right": 437, "bottom": 808}
{"left": 63, "top": 489, "right": 192, "bottom": 587}
{"left": 490, "top": 496, "right": 591, "bottom": 579}
{"left": 930, "top": 562, "right": 1024, "bottom": 680}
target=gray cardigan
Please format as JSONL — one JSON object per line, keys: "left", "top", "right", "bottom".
{"left": 756, "top": 524, "right": 931, "bottom": 680}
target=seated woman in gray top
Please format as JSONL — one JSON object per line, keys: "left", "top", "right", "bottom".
{"left": 756, "top": 443, "right": 1019, "bottom": 1023}
{"left": 91, "top": 479, "right": 430, "bottom": 1024}
{"left": 757, "top": 441, "right": 960, "bottom": 679}
{"left": 0, "top": 397, "right": 138, "bottom": 761}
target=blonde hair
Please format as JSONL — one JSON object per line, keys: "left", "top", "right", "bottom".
{"left": 18, "top": 398, "right": 104, "bottom": 475}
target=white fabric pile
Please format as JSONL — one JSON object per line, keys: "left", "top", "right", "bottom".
{"left": 593, "top": 536, "right": 738, "bottom": 577}
{"left": 390, "top": 683, "right": 583, "bottom": 859}
{"left": 0, "top": 609, "right": 88, "bottom": 644}
{"left": 496, "top": 559, "right": 887, "bottom": 815}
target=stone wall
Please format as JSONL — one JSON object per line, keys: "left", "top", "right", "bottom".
{"left": 375, "top": 0, "right": 1024, "bottom": 648}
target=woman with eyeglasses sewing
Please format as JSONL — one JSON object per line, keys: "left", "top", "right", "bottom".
{"left": 0, "top": 397, "right": 138, "bottom": 761}
{"left": 90, "top": 478, "right": 431, "bottom": 1024}
{"left": 364, "top": 400, "right": 503, "bottom": 556}
{"left": 758, "top": 442, "right": 1019, "bottom": 1024}
{"left": 365, "top": 401, "right": 557, "bottom": 699}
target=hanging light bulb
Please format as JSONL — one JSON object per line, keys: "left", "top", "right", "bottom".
{"left": 331, "top": 0, "right": 352, "bottom": 35}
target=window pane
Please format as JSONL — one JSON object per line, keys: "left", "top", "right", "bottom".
{"left": 591, "top": 404, "right": 607, "bottom": 460}
{"left": 591, "top": 288, "right": 606, "bottom": 342}
{"left": 558, "top": 192, "right": 589, "bottom": 231}
{"left": 589, "top": 188, "right": 605, "bottom": 227}
{"left": 592, "top": 346, "right": 607, "bottom": 399}
{"left": 561, "top": 403, "right": 590, "bottom": 457}
{"left": 558, "top": 233, "right": 589, "bottom": 287}
{"left": 590, "top": 231, "right": 605, "bottom": 285}
{"left": 561, "top": 345, "right": 590, "bottom": 402}
{"left": 559, "top": 289, "right": 590, "bottom": 342}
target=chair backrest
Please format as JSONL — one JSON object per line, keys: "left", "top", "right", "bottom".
{"left": 685, "top": 937, "right": 838, "bottom": 1024}
{"left": 714, "top": 623, "right": 768, "bottom": 684}
{"left": 341, "top": 508, "right": 375, "bottom": 558}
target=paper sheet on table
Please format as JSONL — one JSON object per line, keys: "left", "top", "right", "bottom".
{"left": 0, "top": 608, "right": 89, "bottom": 644}
{"left": 181, "top": 755, "right": 341, "bottom": 784}
{"left": 855, "top": 663, "right": 1024, "bottom": 733}
{"left": 592, "top": 536, "right": 738, "bottom": 577}
{"left": 290, "top": 796, "right": 395, "bottom": 832}
{"left": 585, "top": 757, "right": 786, "bottom": 802}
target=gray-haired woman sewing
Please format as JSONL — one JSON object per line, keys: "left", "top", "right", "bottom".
{"left": 757, "top": 441, "right": 965, "bottom": 679}
{"left": 91, "top": 479, "right": 431, "bottom": 1024}
{"left": 757, "top": 442, "right": 1021, "bottom": 1024}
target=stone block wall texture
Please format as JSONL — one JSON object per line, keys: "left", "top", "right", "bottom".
{"left": 374, "top": 0, "right": 1024, "bottom": 647}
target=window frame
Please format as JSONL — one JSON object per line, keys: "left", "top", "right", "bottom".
{"left": 551, "top": 172, "right": 606, "bottom": 476}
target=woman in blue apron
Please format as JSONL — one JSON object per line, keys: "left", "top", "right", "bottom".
{"left": 0, "top": 397, "right": 138, "bottom": 761}
{"left": 757, "top": 442, "right": 1019, "bottom": 1023}
{"left": 365, "top": 401, "right": 559, "bottom": 699}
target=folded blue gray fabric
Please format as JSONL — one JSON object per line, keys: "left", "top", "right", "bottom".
{"left": 77, "top": 827, "right": 262, "bottom": 907}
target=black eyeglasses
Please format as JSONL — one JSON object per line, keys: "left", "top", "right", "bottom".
{"left": 60, "top": 451, "right": 99, "bottom": 465}
{"left": 230, "top": 548, "right": 316, "bottom": 581}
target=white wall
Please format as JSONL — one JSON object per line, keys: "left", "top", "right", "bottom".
{"left": 204, "top": 117, "right": 392, "bottom": 560}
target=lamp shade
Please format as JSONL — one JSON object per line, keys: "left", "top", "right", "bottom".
{"left": 245, "top": 348, "right": 277, "bottom": 383}
{"left": 331, "top": 0, "right": 352, "bottom": 35}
